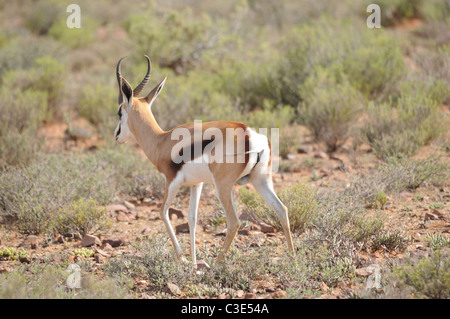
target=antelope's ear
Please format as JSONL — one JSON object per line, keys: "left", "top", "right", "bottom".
{"left": 120, "top": 77, "right": 133, "bottom": 110}
{"left": 144, "top": 76, "right": 166, "bottom": 106}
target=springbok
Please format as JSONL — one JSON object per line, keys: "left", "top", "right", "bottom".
{"left": 114, "top": 56, "right": 295, "bottom": 268}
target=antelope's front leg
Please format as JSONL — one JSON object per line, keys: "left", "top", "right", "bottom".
{"left": 188, "top": 183, "right": 203, "bottom": 270}
{"left": 160, "top": 182, "right": 183, "bottom": 259}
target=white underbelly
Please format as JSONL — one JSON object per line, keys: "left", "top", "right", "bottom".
{"left": 177, "top": 157, "right": 214, "bottom": 186}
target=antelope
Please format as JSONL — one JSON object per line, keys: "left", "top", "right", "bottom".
{"left": 114, "top": 56, "right": 295, "bottom": 269}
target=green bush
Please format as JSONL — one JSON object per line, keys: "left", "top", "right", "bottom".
{"left": 421, "top": 0, "right": 450, "bottom": 23}
{"left": 274, "top": 17, "right": 406, "bottom": 106}
{"left": 425, "top": 233, "right": 450, "bottom": 251}
{"left": 0, "top": 88, "right": 47, "bottom": 168}
{"left": 49, "top": 17, "right": 97, "bottom": 49}
{"left": 0, "top": 35, "right": 63, "bottom": 80}
{"left": 393, "top": 250, "right": 450, "bottom": 299}
{"left": 0, "top": 147, "right": 146, "bottom": 233}
{"left": 51, "top": 198, "right": 112, "bottom": 236}
{"left": 0, "top": 264, "right": 134, "bottom": 299}
{"left": 2, "top": 56, "right": 66, "bottom": 120}
{"left": 79, "top": 84, "right": 116, "bottom": 125}
{"left": 239, "top": 183, "right": 317, "bottom": 233}
{"left": 153, "top": 70, "right": 237, "bottom": 130}
{"left": 125, "top": 8, "right": 222, "bottom": 74}
{"left": 346, "top": 156, "right": 448, "bottom": 210}
{"left": 299, "top": 66, "right": 363, "bottom": 151}
{"left": 344, "top": 34, "right": 406, "bottom": 101}
{"left": 373, "top": 0, "right": 423, "bottom": 26}
{"left": 23, "top": 0, "right": 63, "bottom": 35}
{"left": 362, "top": 93, "right": 442, "bottom": 160}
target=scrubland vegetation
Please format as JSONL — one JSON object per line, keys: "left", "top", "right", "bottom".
{"left": 0, "top": 0, "right": 449, "bottom": 299}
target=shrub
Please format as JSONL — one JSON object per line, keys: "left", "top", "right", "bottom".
{"left": 239, "top": 183, "right": 317, "bottom": 233}
{"left": 372, "top": 0, "right": 423, "bottom": 26}
{"left": 49, "top": 17, "right": 97, "bottom": 49}
{"left": 0, "top": 147, "right": 147, "bottom": 233}
{"left": 421, "top": 0, "right": 450, "bottom": 23}
{"left": 413, "top": 45, "right": 450, "bottom": 103}
{"left": 51, "top": 198, "right": 112, "bottom": 237}
{"left": 23, "top": 0, "right": 63, "bottom": 35}
{"left": 2, "top": 56, "right": 66, "bottom": 121}
{"left": 0, "top": 35, "right": 63, "bottom": 80}
{"left": 299, "top": 66, "right": 363, "bottom": 151}
{"left": 393, "top": 250, "right": 450, "bottom": 299}
{"left": 0, "top": 264, "right": 134, "bottom": 299}
{"left": 425, "top": 233, "right": 450, "bottom": 251}
{"left": 125, "top": 8, "right": 222, "bottom": 74}
{"left": 79, "top": 84, "right": 116, "bottom": 125}
{"left": 343, "top": 34, "right": 406, "bottom": 101}
{"left": 274, "top": 17, "right": 406, "bottom": 106}
{"left": 346, "top": 156, "right": 448, "bottom": 209}
{"left": 362, "top": 94, "right": 442, "bottom": 160}
{"left": 371, "top": 230, "right": 409, "bottom": 252}
{"left": 78, "top": 83, "right": 118, "bottom": 142}
{"left": 0, "top": 88, "right": 47, "bottom": 168}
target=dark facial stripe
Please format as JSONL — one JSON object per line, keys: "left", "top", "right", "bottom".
{"left": 116, "top": 124, "right": 121, "bottom": 138}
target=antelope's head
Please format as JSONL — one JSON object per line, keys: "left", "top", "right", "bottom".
{"left": 114, "top": 55, "right": 166, "bottom": 144}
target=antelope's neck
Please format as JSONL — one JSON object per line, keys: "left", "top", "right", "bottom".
{"left": 129, "top": 108, "right": 165, "bottom": 165}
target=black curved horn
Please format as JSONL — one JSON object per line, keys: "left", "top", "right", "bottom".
{"left": 133, "top": 55, "right": 151, "bottom": 96}
{"left": 116, "top": 56, "right": 127, "bottom": 86}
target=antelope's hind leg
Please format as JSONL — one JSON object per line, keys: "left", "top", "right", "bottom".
{"left": 252, "top": 177, "right": 295, "bottom": 255}
{"left": 188, "top": 183, "right": 203, "bottom": 269}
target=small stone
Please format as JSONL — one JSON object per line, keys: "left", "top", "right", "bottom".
{"left": 424, "top": 212, "right": 438, "bottom": 220}
{"left": 95, "top": 254, "right": 106, "bottom": 263}
{"left": 285, "top": 154, "right": 296, "bottom": 161}
{"left": 94, "top": 247, "right": 109, "bottom": 257}
{"left": 314, "top": 151, "right": 328, "bottom": 159}
{"left": 236, "top": 290, "right": 244, "bottom": 298}
{"left": 238, "top": 229, "right": 251, "bottom": 236}
{"left": 102, "top": 243, "right": 113, "bottom": 251}
{"left": 19, "top": 257, "right": 31, "bottom": 264}
{"left": 169, "top": 208, "right": 185, "bottom": 220}
{"left": 218, "top": 294, "right": 227, "bottom": 299}
{"left": 141, "top": 227, "right": 151, "bottom": 235}
{"left": 259, "top": 222, "right": 277, "bottom": 234}
{"left": 124, "top": 201, "right": 135, "bottom": 210}
{"left": 54, "top": 234, "right": 65, "bottom": 244}
{"left": 175, "top": 222, "right": 190, "bottom": 234}
{"left": 0, "top": 267, "right": 12, "bottom": 273}
{"left": 81, "top": 234, "right": 101, "bottom": 247}
{"left": 116, "top": 211, "right": 130, "bottom": 222}
{"left": 102, "top": 238, "right": 123, "bottom": 248}
{"left": 215, "top": 229, "right": 227, "bottom": 236}
{"left": 19, "top": 235, "right": 39, "bottom": 249}
{"left": 244, "top": 293, "right": 257, "bottom": 299}
{"left": 166, "top": 283, "right": 182, "bottom": 296}
{"left": 320, "top": 282, "right": 329, "bottom": 292}
{"left": 355, "top": 265, "right": 378, "bottom": 278}
{"left": 106, "top": 204, "right": 128, "bottom": 213}
{"left": 271, "top": 290, "right": 287, "bottom": 299}
{"left": 297, "top": 145, "right": 313, "bottom": 154}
